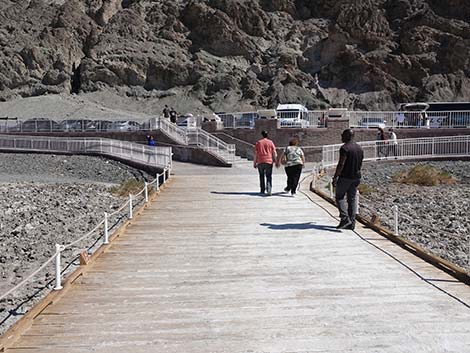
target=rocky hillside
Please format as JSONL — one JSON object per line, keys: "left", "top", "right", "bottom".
{"left": 1, "top": 0, "right": 469, "bottom": 112}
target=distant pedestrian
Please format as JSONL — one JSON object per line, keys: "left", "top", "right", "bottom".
{"left": 169, "top": 108, "right": 177, "bottom": 124}
{"left": 376, "top": 127, "right": 387, "bottom": 158}
{"left": 332, "top": 129, "right": 364, "bottom": 230}
{"left": 278, "top": 137, "right": 305, "bottom": 196}
{"left": 388, "top": 128, "right": 398, "bottom": 157}
{"left": 147, "top": 135, "right": 155, "bottom": 146}
{"left": 254, "top": 130, "right": 277, "bottom": 196}
{"left": 146, "top": 135, "right": 156, "bottom": 164}
{"left": 395, "top": 111, "right": 405, "bottom": 127}
{"left": 163, "top": 105, "right": 170, "bottom": 119}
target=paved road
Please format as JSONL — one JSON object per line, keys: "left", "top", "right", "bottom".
{"left": 6, "top": 161, "right": 470, "bottom": 352}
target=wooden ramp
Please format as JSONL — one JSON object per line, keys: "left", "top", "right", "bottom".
{"left": 5, "top": 162, "right": 470, "bottom": 352}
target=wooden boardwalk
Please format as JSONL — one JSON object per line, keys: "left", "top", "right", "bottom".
{"left": 5, "top": 162, "right": 470, "bottom": 352}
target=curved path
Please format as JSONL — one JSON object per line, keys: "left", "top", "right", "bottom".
{"left": 5, "top": 161, "right": 470, "bottom": 352}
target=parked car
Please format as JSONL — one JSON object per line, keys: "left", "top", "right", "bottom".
{"left": 111, "top": 120, "right": 142, "bottom": 131}
{"left": 358, "top": 117, "right": 386, "bottom": 129}
{"left": 59, "top": 119, "right": 94, "bottom": 132}
{"left": 237, "top": 112, "right": 258, "bottom": 128}
{"left": 177, "top": 114, "right": 196, "bottom": 128}
{"left": 19, "top": 118, "right": 60, "bottom": 132}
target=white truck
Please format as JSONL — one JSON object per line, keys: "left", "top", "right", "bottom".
{"left": 275, "top": 104, "right": 309, "bottom": 128}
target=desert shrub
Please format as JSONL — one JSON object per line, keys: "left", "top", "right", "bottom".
{"left": 393, "top": 164, "right": 456, "bottom": 186}
{"left": 358, "top": 183, "right": 375, "bottom": 195}
{"left": 109, "top": 179, "right": 145, "bottom": 196}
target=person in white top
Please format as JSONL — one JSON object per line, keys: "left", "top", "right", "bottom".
{"left": 388, "top": 128, "right": 398, "bottom": 157}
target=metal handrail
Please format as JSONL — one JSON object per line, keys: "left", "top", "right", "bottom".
{"left": 186, "top": 127, "right": 236, "bottom": 162}
{"left": 321, "top": 135, "right": 470, "bottom": 167}
{"left": 0, "top": 135, "right": 172, "bottom": 170}
{"left": 154, "top": 118, "right": 188, "bottom": 145}
{"left": 348, "top": 110, "right": 470, "bottom": 129}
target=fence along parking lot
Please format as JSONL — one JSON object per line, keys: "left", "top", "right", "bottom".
{"left": 2, "top": 110, "right": 470, "bottom": 133}
{"left": 217, "top": 110, "right": 470, "bottom": 129}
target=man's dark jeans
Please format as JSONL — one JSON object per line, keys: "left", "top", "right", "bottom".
{"left": 257, "top": 163, "right": 273, "bottom": 193}
{"left": 335, "top": 177, "right": 360, "bottom": 225}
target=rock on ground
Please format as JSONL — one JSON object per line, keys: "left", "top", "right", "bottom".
{"left": 360, "top": 160, "right": 470, "bottom": 270}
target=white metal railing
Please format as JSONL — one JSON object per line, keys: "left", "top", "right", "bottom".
{"left": 153, "top": 117, "right": 188, "bottom": 145}
{"left": 153, "top": 118, "right": 236, "bottom": 163}
{"left": 218, "top": 110, "right": 327, "bottom": 129}
{"left": 0, "top": 167, "right": 171, "bottom": 307}
{"left": 0, "top": 118, "right": 152, "bottom": 133}
{"left": 0, "top": 135, "right": 172, "bottom": 170}
{"left": 0, "top": 120, "right": 236, "bottom": 165}
{"left": 2, "top": 110, "right": 470, "bottom": 136}
{"left": 218, "top": 109, "right": 470, "bottom": 130}
{"left": 348, "top": 110, "right": 470, "bottom": 129}
{"left": 321, "top": 135, "right": 470, "bottom": 167}
{"left": 186, "top": 127, "right": 236, "bottom": 162}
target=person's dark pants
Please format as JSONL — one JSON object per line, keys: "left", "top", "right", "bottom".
{"left": 285, "top": 164, "right": 303, "bottom": 194}
{"left": 335, "top": 177, "right": 360, "bottom": 225}
{"left": 257, "top": 163, "right": 273, "bottom": 193}
{"left": 389, "top": 144, "right": 399, "bottom": 157}
{"left": 377, "top": 141, "right": 387, "bottom": 157}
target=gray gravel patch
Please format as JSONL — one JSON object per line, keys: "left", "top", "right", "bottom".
{"left": 0, "top": 153, "right": 151, "bottom": 335}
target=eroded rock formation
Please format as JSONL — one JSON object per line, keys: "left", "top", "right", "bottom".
{"left": 0, "top": 0, "right": 469, "bottom": 111}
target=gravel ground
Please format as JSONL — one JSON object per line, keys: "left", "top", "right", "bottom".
{"left": 319, "top": 160, "right": 470, "bottom": 271}
{"left": 0, "top": 153, "right": 151, "bottom": 335}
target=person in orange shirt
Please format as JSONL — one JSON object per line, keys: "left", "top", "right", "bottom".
{"left": 254, "top": 130, "right": 277, "bottom": 196}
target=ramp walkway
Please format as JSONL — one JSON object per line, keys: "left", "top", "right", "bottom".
{"left": 5, "top": 162, "right": 470, "bottom": 352}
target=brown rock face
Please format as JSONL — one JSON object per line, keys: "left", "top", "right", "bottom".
{"left": 0, "top": 0, "right": 470, "bottom": 111}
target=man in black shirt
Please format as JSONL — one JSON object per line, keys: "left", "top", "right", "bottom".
{"left": 163, "top": 105, "right": 170, "bottom": 119}
{"left": 169, "top": 108, "right": 177, "bottom": 124}
{"left": 332, "top": 129, "right": 364, "bottom": 230}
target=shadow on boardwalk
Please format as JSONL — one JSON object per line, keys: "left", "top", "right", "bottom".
{"left": 260, "top": 222, "right": 341, "bottom": 232}
{"left": 211, "top": 191, "right": 293, "bottom": 198}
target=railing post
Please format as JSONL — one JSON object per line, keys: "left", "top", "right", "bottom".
{"left": 104, "top": 212, "right": 109, "bottom": 244}
{"left": 156, "top": 173, "right": 160, "bottom": 192}
{"left": 163, "top": 168, "right": 167, "bottom": 184}
{"left": 393, "top": 205, "right": 399, "bottom": 236}
{"left": 54, "top": 244, "right": 63, "bottom": 290}
{"left": 312, "top": 167, "right": 317, "bottom": 190}
{"left": 129, "top": 194, "right": 133, "bottom": 219}
{"left": 329, "top": 177, "right": 334, "bottom": 198}
{"left": 144, "top": 182, "right": 148, "bottom": 202}
{"left": 356, "top": 190, "right": 360, "bottom": 214}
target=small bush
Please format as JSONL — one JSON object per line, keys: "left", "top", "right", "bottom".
{"left": 358, "top": 183, "right": 375, "bottom": 195}
{"left": 109, "top": 179, "right": 145, "bottom": 196}
{"left": 393, "top": 164, "right": 457, "bottom": 186}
